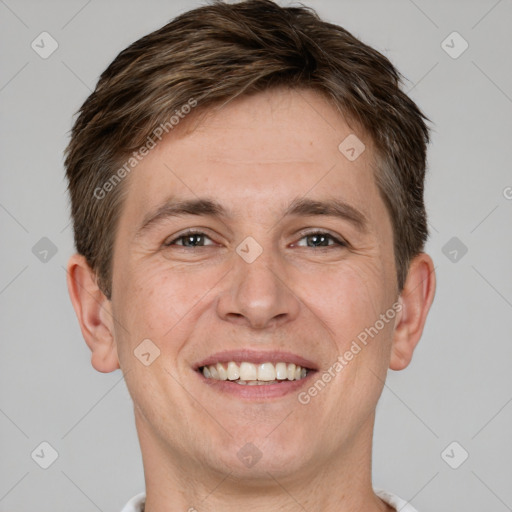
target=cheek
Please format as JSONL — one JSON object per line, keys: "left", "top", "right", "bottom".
{"left": 114, "top": 257, "right": 223, "bottom": 343}
{"left": 302, "top": 259, "right": 391, "bottom": 338}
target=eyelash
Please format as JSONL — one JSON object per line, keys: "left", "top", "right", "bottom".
{"left": 164, "top": 229, "right": 347, "bottom": 249}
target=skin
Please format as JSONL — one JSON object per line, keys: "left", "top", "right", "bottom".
{"left": 67, "top": 88, "right": 435, "bottom": 512}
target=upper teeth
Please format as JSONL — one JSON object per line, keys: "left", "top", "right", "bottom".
{"left": 201, "top": 361, "right": 307, "bottom": 382}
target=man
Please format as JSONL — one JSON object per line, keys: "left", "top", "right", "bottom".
{"left": 64, "top": 1, "right": 436, "bottom": 510}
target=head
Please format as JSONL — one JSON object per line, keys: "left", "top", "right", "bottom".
{"left": 65, "top": 0, "right": 435, "bottom": 495}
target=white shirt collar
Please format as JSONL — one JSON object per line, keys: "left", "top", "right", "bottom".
{"left": 120, "top": 490, "right": 419, "bottom": 511}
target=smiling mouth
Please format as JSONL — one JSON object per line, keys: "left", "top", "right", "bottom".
{"left": 199, "top": 361, "right": 310, "bottom": 385}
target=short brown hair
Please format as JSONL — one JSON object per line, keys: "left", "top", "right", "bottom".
{"left": 64, "top": 0, "right": 430, "bottom": 299}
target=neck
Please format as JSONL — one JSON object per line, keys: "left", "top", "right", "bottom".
{"left": 135, "top": 410, "right": 392, "bottom": 512}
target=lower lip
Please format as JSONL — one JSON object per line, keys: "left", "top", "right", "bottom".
{"left": 196, "top": 370, "right": 316, "bottom": 400}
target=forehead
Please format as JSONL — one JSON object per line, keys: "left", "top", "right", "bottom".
{"left": 121, "top": 88, "right": 381, "bottom": 222}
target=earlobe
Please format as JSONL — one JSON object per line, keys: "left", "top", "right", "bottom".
{"left": 389, "top": 253, "right": 436, "bottom": 371}
{"left": 66, "top": 254, "right": 120, "bottom": 373}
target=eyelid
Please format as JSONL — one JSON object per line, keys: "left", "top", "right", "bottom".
{"left": 293, "top": 228, "right": 349, "bottom": 247}
{"left": 163, "top": 228, "right": 218, "bottom": 246}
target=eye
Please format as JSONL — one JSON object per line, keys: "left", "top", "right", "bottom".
{"left": 164, "top": 230, "right": 216, "bottom": 247}
{"left": 293, "top": 231, "right": 347, "bottom": 248}
{"left": 162, "top": 229, "right": 347, "bottom": 249}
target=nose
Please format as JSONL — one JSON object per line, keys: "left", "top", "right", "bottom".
{"left": 215, "top": 246, "right": 301, "bottom": 330}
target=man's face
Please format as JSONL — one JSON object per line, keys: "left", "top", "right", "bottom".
{"left": 110, "top": 88, "right": 399, "bottom": 479}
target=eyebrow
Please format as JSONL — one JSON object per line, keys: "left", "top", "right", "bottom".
{"left": 136, "top": 198, "right": 229, "bottom": 239}
{"left": 283, "top": 197, "right": 367, "bottom": 232}
{"left": 135, "top": 196, "right": 368, "bottom": 238}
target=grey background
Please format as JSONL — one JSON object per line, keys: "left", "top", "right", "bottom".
{"left": 1, "top": 0, "right": 511, "bottom": 510}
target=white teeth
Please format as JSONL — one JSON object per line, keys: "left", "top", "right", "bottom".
{"left": 275, "top": 362, "right": 288, "bottom": 380}
{"left": 227, "top": 362, "right": 240, "bottom": 380}
{"left": 201, "top": 361, "right": 309, "bottom": 382}
{"left": 216, "top": 363, "right": 228, "bottom": 380}
{"left": 242, "top": 380, "right": 279, "bottom": 385}
{"left": 209, "top": 365, "right": 219, "bottom": 379}
{"left": 257, "top": 363, "right": 276, "bottom": 381}
{"left": 239, "top": 362, "right": 257, "bottom": 380}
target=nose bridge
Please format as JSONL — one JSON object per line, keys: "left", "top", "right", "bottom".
{"left": 237, "top": 238, "right": 281, "bottom": 295}
{"left": 216, "top": 234, "right": 300, "bottom": 329}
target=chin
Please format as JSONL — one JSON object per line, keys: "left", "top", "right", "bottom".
{"left": 207, "top": 428, "right": 312, "bottom": 481}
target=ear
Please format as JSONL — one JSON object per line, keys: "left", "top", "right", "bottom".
{"left": 66, "top": 253, "right": 120, "bottom": 373}
{"left": 389, "top": 253, "right": 436, "bottom": 371}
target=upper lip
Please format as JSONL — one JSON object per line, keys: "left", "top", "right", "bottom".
{"left": 194, "top": 349, "right": 318, "bottom": 371}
